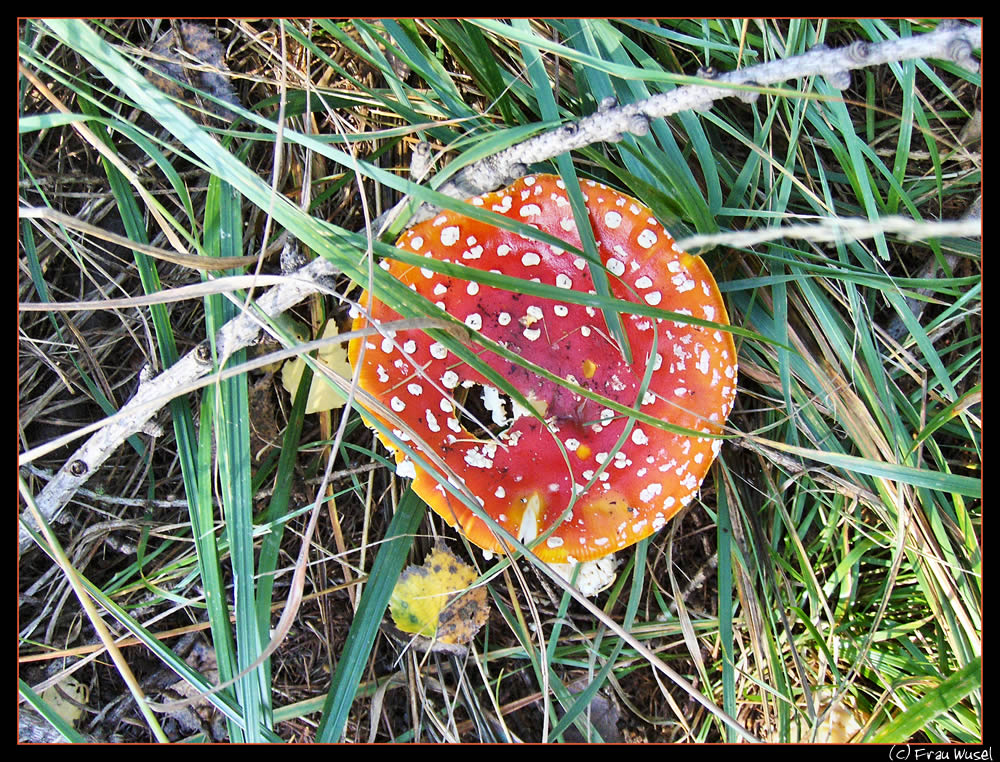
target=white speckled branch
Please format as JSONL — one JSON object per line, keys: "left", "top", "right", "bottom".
{"left": 18, "top": 260, "right": 339, "bottom": 551}
{"left": 421, "top": 21, "right": 981, "bottom": 217}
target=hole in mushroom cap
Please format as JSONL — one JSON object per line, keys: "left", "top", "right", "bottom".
{"left": 455, "top": 383, "right": 548, "bottom": 440}
{"left": 455, "top": 383, "right": 512, "bottom": 439}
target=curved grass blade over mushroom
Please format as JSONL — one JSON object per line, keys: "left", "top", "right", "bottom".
{"left": 350, "top": 174, "right": 737, "bottom": 564}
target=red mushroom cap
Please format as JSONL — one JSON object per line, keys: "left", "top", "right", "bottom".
{"left": 349, "top": 174, "right": 737, "bottom": 563}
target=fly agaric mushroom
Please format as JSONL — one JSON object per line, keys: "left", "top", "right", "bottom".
{"left": 349, "top": 174, "right": 736, "bottom": 591}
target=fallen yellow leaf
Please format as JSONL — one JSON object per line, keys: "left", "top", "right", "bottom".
{"left": 281, "top": 321, "right": 353, "bottom": 414}
{"left": 389, "top": 547, "right": 489, "bottom": 646}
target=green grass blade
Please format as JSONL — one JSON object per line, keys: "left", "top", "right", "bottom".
{"left": 314, "top": 487, "right": 425, "bottom": 742}
{"left": 759, "top": 439, "right": 980, "bottom": 497}
{"left": 715, "top": 463, "right": 737, "bottom": 742}
{"left": 548, "top": 539, "right": 647, "bottom": 740}
{"left": 203, "top": 174, "right": 270, "bottom": 738}
{"left": 512, "top": 19, "right": 632, "bottom": 363}
{"left": 18, "top": 679, "right": 88, "bottom": 743}
{"left": 254, "top": 355, "right": 313, "bottom": 672}
{"left": 868, "top": 657, "right": 981, "bottom": 743}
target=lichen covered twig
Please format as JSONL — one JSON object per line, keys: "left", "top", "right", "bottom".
{"left": 423, "top": 21, "right": 981, "bottom": 213}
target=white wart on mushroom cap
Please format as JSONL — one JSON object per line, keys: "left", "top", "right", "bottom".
{"left": 349, "top": 174, "right": 737, "bottom": 564}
